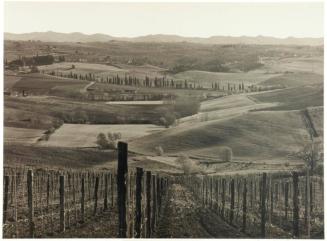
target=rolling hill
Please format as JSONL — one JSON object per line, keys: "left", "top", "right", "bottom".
{"left": 5, "top": 31, "right": 324, "bottom": 46}
{"left": 129, "top": 110, "right": 311, "bottom": 162}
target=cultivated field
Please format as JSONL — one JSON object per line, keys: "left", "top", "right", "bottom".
{"left": 173, "top": 70, "right": 280, "bottom": 89}
{"left": 39, "top": 62, "right": 167, "bottom": 80}
{"left": 262, "top": 56, "right": 324, "bottom": 75}
{"left": 130, "top": 110, "right": 311, "bottom": 163}
{"left": 39, "top": 124, "right": 165, "bottom": 148}
{"left": 3, "top": 36, "right": 324, "bottom": 239}
{"left": 4, "top": 127, "right": 45, "bottom": 144}
{"left": 9, "top": 73, "right": 89, "bottom": 96}
{"left": 251, "top": 84, "right": 323, "bottom": 110}
{"left": 106, "top": 100, "right": 165, "bottom": 105}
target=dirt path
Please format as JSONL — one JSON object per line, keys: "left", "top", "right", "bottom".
{"left": 156, "top": 183, "right": 247, "bottom": 238}
{"left": 80, "top": 81, "right": 95, "bottom": 93}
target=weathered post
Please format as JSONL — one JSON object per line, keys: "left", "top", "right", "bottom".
{"left": 46, "top": 174, "right": 50, "bottom": 209}
{"left": 134, "top": 167, "right": 143, "bottom": 238}
{"left": 285, "top": 182, "right": 289, "bottom": 221}
{"left": 230, "top": 178, "right": 235, "bottom": 224}
{"left": 215, "top": 178, "right": 219, "bottom": 210}
{"left": 210, "top": 177, "right": 214, "bottom": 208}
{"left": 222, "top": 178, "right": 226, "bottom": 218}
{"left": 3, "top": 175, "right": 9, "bottom": 224}
{"left": 145, "top": 171, "right": 152, "bottom": 238}
{"left": 260, "top": 173, "right": 267, "bottom": 238}
{"left": 104, "top": 174, "right": 108, "bottom": 211}
{"left": 27, "top": 170, "right": 34, "bottom": 238}
{"left": 151, "top": 175, "right": 157, "bottom": 233}
{"left": 93, "top": 176, "right": 99, "bottom": 215}
{"left": 59, "top": 175, "right": 65, "bottom": 232}
{"left": 117, "top": 142, "right": 128, "bottom": 238}
{"left": 305, "top": 169, "right": 311, "bottom": 238}
{"left": 293, "top": 172, "right": 300, "bottom": 238}
{"left": 242, "top": 179, "right": 247, "bottom": 232}
{"left": 81, "top": 176, "right": 85, "bottom": 223}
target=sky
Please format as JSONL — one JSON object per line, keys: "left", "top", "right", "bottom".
{"left": 4, "top": 1, "right": 324, "bottom": 38}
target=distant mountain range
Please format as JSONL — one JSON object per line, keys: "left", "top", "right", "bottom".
{"left": 4, "top": 31, "right": 324, "bottom": 46}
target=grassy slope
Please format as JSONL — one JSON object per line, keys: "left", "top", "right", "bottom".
{"left": 307, "top": 106, "right": 324, "bottom": 137}
{"left": 260, "top": 72, "right": 323, "bottom": 88}
{"left": 129, "top": 110, "right": 310, "bottom": 162}
{"left": 39, "top": 62, "right": 166, "bottom": 80}
{"left": 4, "top": 107, "right": 58, "bottom": 129}
{"left": 251, "top": 84, "right": 323, "bottom": 111}
{"left": 4, "top": 127, "right": 45, "bottom": 144}
{"left": 4, "top": 144, "right": 117, "bottom": 169}
{"left": 10, "top": 73, "right": 89, "bottom": 98}
{"left": 263, "top": 56, "right": 324, "bottom": 75}
{"left": 39, "top": 123, "right": 164, "bottom": 148}
{"left": 4, "top": 96, "right": 167, "bottom": 125}
{"left": 173, "top": 70, "right": 280, "bottom": 88}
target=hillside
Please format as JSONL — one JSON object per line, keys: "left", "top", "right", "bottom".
{"left": 251, "top": 84, "right": 323, "bottom": 110}
{"left": 5, "top": 31, "right": 324, "bottom": 46}
{"left": 259, "top": 72, "right": 323, "bottom": 88}
{"left": 129, "top": 110, "right": 311, "bottom": 162}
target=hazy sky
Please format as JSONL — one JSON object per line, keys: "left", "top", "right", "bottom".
{"left": 4, "top": 2, "right": 324, "bottom": 38}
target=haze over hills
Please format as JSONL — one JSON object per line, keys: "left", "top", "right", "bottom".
{"left": 4, "top": 31, "right": 324, "bottom": 46}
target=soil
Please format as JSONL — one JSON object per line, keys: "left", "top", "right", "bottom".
{"left": 156, "top": 183, "right": 247, "bottom": 238}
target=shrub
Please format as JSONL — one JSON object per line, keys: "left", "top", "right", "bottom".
{"left": 96, "top": 133, "right": 109, "bottom": 149}
{"left": 219, "top": 147, "right": 233, "bottom": 162}
{"left": 107, "top": 132, "right": 122, "bottom": 149}
{"left": 175, "top": 154, "right": 200, "bottom": 174}
{"left": 155, "top": 146, "right": 164, "bottom": 156}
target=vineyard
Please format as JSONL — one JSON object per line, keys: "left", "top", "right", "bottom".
{"left": 3, "top": 142, "right": 324, "bottom": 238}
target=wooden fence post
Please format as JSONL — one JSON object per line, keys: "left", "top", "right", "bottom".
{"left": 230, "top": 178, "right": 235, "bottom": 224}
{"left": 222, "top": 178, "right": 226, "bottom": 218}
{"left": 285, "top": 182, "right": 289, "bottom": 221}
{"left": 104, "top": 174, "right": 108, "bottom": 211}
{"left": 210, "top": 177, "right": 213, "bottom": 208}
{"left": 293, "top": 172, "right": 300, "bottom": 238}
{"left": 145, "top": 171, "right": 152, "bottom": 238}
{"left": 305, "top": 169, "right": 311, "bottom": 238}
{"left": 60, "top": 175, "right": 65, "bottom": 232}
{"left": 151, "top": 175, "right": 157, "bottom": 234}
{"left": 242, "top": 179, "right": 247, "bottom": 232}
{"left": 215, "top": 178, "right": 219, "bottom": 210}
{"left": 3, "top": 175, "right": 9, "bottom": 224}
{"left": 27, "top": 170, "right": 34, "bottom": 238}
{"left": 157, "top": 176, "right": 161, "bottom": 216}
{"left": 260, "top": 173, "right": 267, "bottom": 238}
{"left": 81, "top": 176, "right": 85, "bottom": 223}
{"left": 46, "top": 174, "right": 50, "bottom": 209}
{"left": 111, "top": 173, "right": 114, "bottom": 207}
{"left": 117, "top": 141, "right": 128, "bottom": 238}
{"left": 94, "top": 176, "right": 99, "bottom": 215}
{"left": 134, "top": 167, "right": 143, "bottom": 238}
